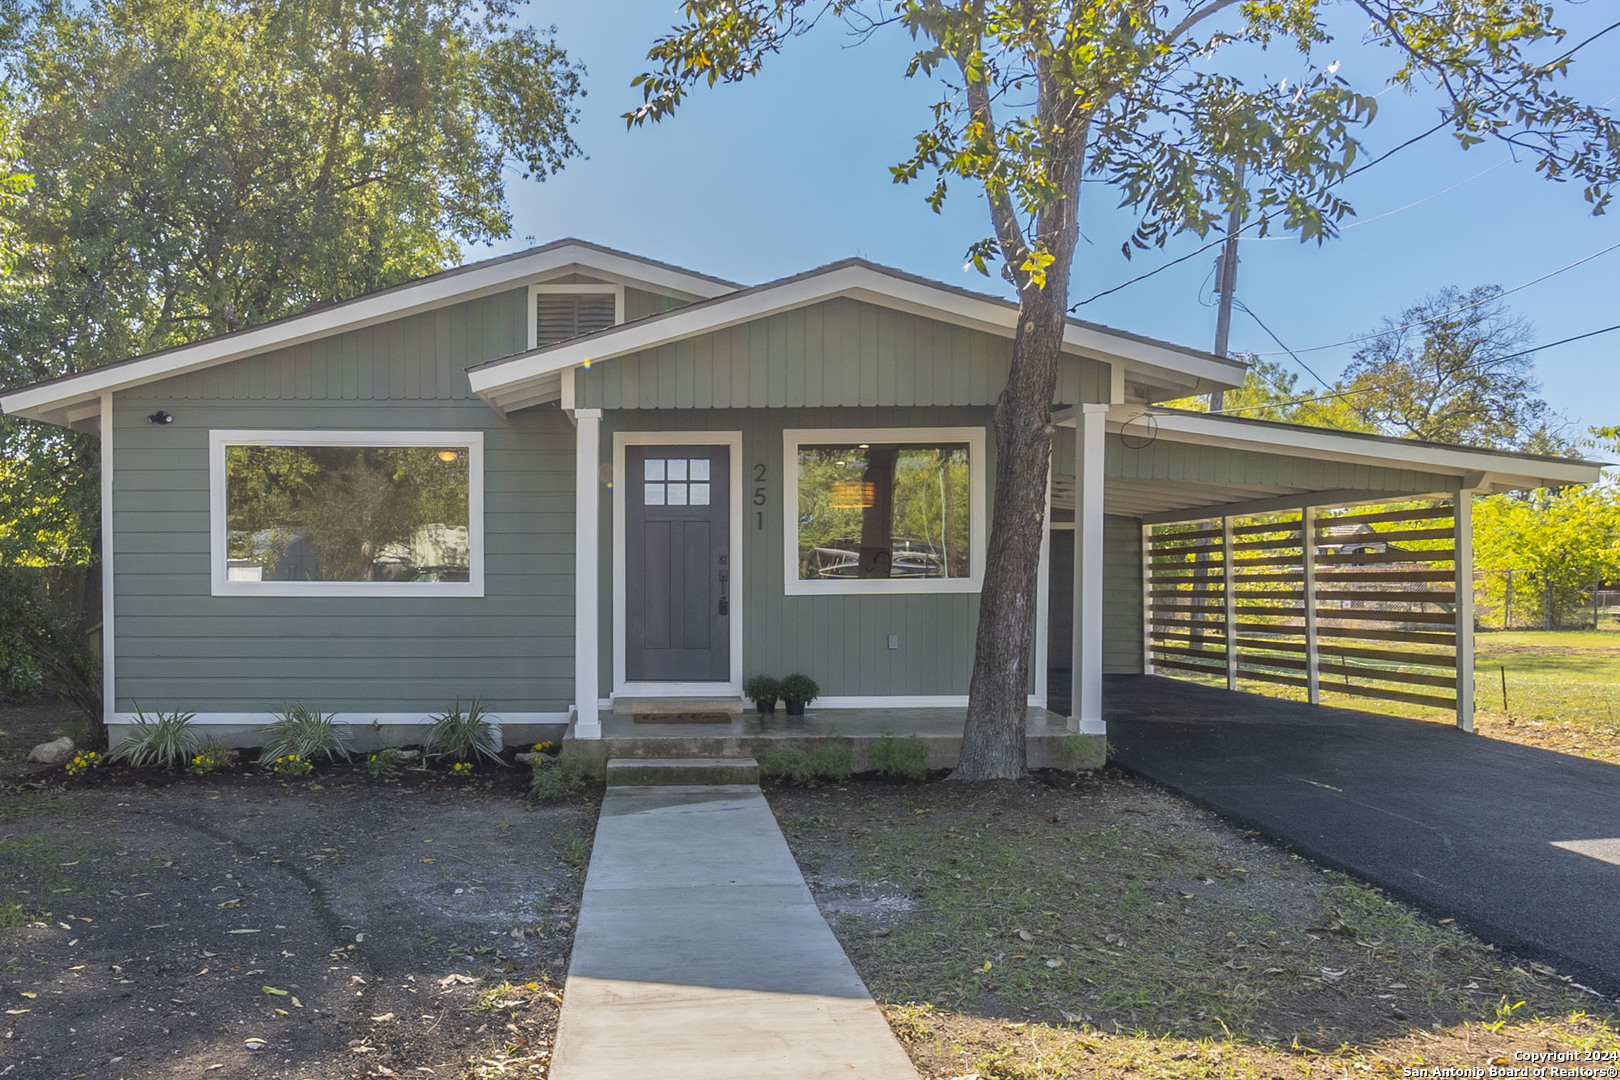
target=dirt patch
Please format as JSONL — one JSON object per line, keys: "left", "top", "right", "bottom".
{"left": 0, "top": 766, "right": 596, "bottom": 1079}
{"left": 770, "top": 770, "right": 1619, "bottom": 1079}
{"left": 0, "top": 699, "right": 90, "bottom": 768}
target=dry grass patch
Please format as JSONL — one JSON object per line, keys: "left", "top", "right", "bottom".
{"left": 770, "top": 771, "right": 1617, "bottom": 1080}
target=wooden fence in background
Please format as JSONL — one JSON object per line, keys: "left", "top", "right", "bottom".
{"left": 1144, "top": 499, "right": 1466, "bottom": 723}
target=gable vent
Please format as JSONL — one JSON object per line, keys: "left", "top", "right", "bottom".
{"left": 536, "top": 291, "right": 618, "bottom": 347}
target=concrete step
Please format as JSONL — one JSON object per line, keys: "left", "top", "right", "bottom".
{"left": 612, "top": 696, "right": 746, "bottom": 716}
{"left": 606, "top": 757, "right": 760, "bottom": 787}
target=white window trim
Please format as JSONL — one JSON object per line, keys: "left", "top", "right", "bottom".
{"left": 612, "top": 430, "right": 745, "bottom": 698}
{"left": 528, "top": 283, "right": 626, "bottom": 350}
{"left": 208, "top": 429, "right": 485, "bottom": 598}
{"left": 782, "top": 426, "right": 987, "bottom": 596}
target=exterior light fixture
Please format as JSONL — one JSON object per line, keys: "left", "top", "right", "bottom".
{"left": 437, "top": 449, "right": 460, "bottom": 463}
{"left": 146, "top": 410, "right": 174, "bottom": 425}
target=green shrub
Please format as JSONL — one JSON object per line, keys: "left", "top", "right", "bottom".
{"left": 256, "top": 704, "right": 352, "bottom": 764}
{"left": 267, "top": 753, "right": 314, "bottom": 777}
{"left": 742, "top": 674, "right": 781, "bottom": 706}
{"left": 778, "top": 673, "right": 820, "bottom": 704}
{"left": 808, "top": 742, "right": 852, "bottom": 782}
{"left": 361, "top": 747, "right": 407, "bottom": 779}
{"left": 531, "top": 754, "right": 589, "bottom": 800}
{"left": 762, "top": 742, "right": 851, "bottom": 783}
{"left": 424, "top": 699, "right": 503, "bottom": 765}
{"left": 868, "top": 732, "right": 928, "bottom": 780}
{"left": 108, "top": 706, "right": 199, "bottom": 769}
{"left": 186, "top": 739, "right": 232, "bottom": 776}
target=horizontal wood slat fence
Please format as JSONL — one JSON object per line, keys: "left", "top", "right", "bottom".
{"left": 1143, "top": 499, "right": 1469, "bottom": 724}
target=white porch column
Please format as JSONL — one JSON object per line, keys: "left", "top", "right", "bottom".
{"left": 1455, "top": 489, "right": 1476, "bottom": 732}
{"left": 573, "top": 409, "right": 603, "bottom": 740}
{"left": 1223, "top": 516, "right": 1237, "bottom": 690}
{"left": 1303, "top": 506, "right": 1321, "bottom": 705}
{"left": 1071, "top": 404, "right": 1108, "bottom": 734}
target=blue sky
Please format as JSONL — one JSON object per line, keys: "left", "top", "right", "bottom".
{"left": 500, "top": 2, "right": 1618, "bottom": 439}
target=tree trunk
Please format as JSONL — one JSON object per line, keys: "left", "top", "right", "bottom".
{"left": 952, "top": 280, "right": 1073, "bottom": 780}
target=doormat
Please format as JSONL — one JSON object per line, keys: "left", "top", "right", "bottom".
{"left": 633, "top": 712, "right": 734, "bottom": 725}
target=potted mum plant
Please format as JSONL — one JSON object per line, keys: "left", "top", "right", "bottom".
{"left": 778, "top": 673, "right": 820, "bottom": 716}
{"left": 743, "top": 675, "right": 782, "bottom": 715}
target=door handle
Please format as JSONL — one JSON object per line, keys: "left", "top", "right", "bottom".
{"left": 718, "top": 568, "right": 730, "bottom": 617}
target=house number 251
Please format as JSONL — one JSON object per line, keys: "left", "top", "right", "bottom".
{"left": 753, "top": 463, "right": 767, "bottom": 530}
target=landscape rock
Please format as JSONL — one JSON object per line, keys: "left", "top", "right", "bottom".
{"left": 515, "top": 752, "right": 540, "bottom": 766}
{"left": 28, "top": 736, "right": 76, "bottom": 765}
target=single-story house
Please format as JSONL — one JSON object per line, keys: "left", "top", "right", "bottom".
{"left": 0, "top": 239, "right": 1602, "bottom": 752}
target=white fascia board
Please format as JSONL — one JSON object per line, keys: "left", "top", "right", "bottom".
{"left": 1099, "top": 406, "right": 1604, "bottom": 490}
{"left": 0, "top": 243, "right": 737, "bottom": 424}
{"left": 469, "top": 263, "right": 1245, "bottom": 402}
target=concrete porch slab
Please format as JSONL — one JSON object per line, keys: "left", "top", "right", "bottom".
{"left": 562, "top": 706, "right": 1104, "bottom": 775}
{"left": 549, "top": 784, "right": 919, "bottom": 1079}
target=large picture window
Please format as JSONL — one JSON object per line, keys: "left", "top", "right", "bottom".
{"left": 783, "top": 427, "right": 986, "bottom": 595}
{"left": 209, "top": 431, "right": 484, "bottom": 597}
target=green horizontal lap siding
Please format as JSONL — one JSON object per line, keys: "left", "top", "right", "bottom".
{"left": 110, "top": 389, "right": 579, "bottom": 715}
{"left": 598, "top": 406, "right": 1019, "bottom": 698}
{"left": 1103, "top": 515, "right": 1144, "bottom": 675}
{"left": 576, "top": 298, "right": 1108, "bottom": 411}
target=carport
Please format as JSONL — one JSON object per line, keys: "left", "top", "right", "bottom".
{"left": 1043, "top": 406, "right": 1603, "bottom": 732}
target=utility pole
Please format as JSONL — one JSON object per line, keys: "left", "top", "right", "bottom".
{"left": 1209, "top": 158, "right": 1246, "bottom": 413}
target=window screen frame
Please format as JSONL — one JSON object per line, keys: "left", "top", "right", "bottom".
{"left": 208, "top": 429, "right": 485, "bottom": 598}
{"left": 782, "top": 426, "right": 987, "bottom": 596}
{"left": 528, "top": 283, "right": 626, "bottom": 350}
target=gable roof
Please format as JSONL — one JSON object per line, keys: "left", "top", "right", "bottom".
{"left": 0, "top": 239, "right": 740, "bottom": 427}
{"left": 467, "top": 258, "right": 1247, "bottom": 414}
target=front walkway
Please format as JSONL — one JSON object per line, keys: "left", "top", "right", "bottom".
{"left": 549, "top": 784, "right": 919, "bottom": 1079}
{"left": 1106, "top": 675, "right": 1620, "bottom": 994}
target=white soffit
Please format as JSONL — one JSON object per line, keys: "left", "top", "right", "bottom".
{"left": 0, "top": 240, "right": 739, "bottom": 426}
{"left": 468, "top": 261, "right": 1246, "bottom": 410}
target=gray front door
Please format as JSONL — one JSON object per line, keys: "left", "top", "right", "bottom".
{"left": 625, "top": 445, "right": 731, "bottom": 683}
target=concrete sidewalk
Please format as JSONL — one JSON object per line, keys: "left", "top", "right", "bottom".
{"left": 549, "top": 784, "right": 919, "bottom": 1079}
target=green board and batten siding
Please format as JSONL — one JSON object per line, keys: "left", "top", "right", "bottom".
{"left": 574, "top": 297, "right": 1110, "bottom": 410}
{"left": 111, "top": 286, "right": 583, "bottom": 716}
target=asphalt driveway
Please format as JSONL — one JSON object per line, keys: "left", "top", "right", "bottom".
{"left": 1105, "top": 675, "right": 1620, "bottom": 996}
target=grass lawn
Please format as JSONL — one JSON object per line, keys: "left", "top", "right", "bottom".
{"left": 773, "top": 772, "right": 1619, "bottom": 1080}
{"left": 1472, "top": 629, "right": 1620, "bottom": 763}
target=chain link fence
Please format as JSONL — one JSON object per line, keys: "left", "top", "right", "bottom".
{"left": 1473, "top": 569, "right": 1615, "bottom": 631}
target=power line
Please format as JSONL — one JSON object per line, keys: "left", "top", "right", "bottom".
{"left": 1247, "top": 158, "right": 1509, "bottom": 239}
{"left": 1250, "top": 239, "right": 1620, "bottom": 356}
{"left": 1232, "top": 299, "right": 1335, "bottom": 390}
{"left": 1070, "top": 119, "right": 1455, "bottom": 308}
{"left": 1215, "top": 322, "right": 1620, "bottom": 417}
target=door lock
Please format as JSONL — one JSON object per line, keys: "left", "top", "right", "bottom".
{"left": 718, "top": 567, "right": 730, "bottom": 617}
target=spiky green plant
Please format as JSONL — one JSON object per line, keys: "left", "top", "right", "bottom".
{"left": 255, "top": 704, "right": 352, "bottom": 765}
{"left": 108, "top": 706, "right": 199, "bottom": 769}
{"left": 424, "top": 699, "right": 503, "bottom": 765}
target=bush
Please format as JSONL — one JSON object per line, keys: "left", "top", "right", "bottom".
{"left": 186, "top": 739, "right": 232, "bottom": 776}
{"left": 361, "top": 747, "right": 407, "bottom": 779}
{"left": 0, "top": 566, "right": 101, "bottom": 732}
{"left": 868, "top": 733, "right": 928, "bottom": 780}
{"left": 268, "top": 754, "right": 314, "bottom": 777}
{"left": 762, "top": 742, "right": 851, "bottom": 783}
{"left": 742, "top": 674, "right": 781, "bottom": 705}
{"left": 531, "top": 754, "right": 589, "bottom": 800}
{"left": 424, "top": 699, "right": 503, "bottom": 766}
{"left": 778, "top": 673, "right": 820, "bottom": 704}
{"left": 256, "top": 704, "right": 352, "bottom": 765}
{"left": 108, "top": 706, "right": 199, "bottom": 769}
